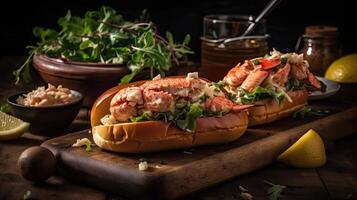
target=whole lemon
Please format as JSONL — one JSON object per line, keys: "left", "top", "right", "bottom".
{"left": 325, "top": 54, "right": 357, "bottom": 83}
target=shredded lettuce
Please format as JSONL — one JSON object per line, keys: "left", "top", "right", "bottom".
{"left": 129, "top": 104, "right": 203, "bottom": 132}
{"left": 239, "top": 86, "right": 285, "bottom": 106}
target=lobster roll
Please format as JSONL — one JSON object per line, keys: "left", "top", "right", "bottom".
{"left": 222, "top": 50, "right": 325, "bottom": 126}
{"left": 91, "top": 73, "right": 250, "bottom": 153}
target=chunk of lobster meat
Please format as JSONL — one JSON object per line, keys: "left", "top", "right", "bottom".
{"left": 291, "top": 64, "right": 308, "bottom": 80}
{"left": 143, "top": 89, "right": 174, "bottom": 112}
{"left": 205, "top": 96, "right": 233, "bottom": 113}
{"left": 141, "top": 76, "right": 206, "bottom": 98}
{"left": 224, "top": 61, "right": 254, "bottom": 87}
{"left": 205, "top": 96, "right": 253, "bottom": 113}
{"left": 232, "top": 104, "right": 254, "bottom": 111}
{"left": 110, "top": 102, "right": 137, "bottom": 122}
{"left": 241, "top": 70, "right": 269, "bottom": 92}
{"left": 307, "top": 70, "right": 322, "bottom": 89}
{"left": 272, "top": 63, "right": 291, "bottom": 86}
{"left": 110, "top": 87, "right": 144, "bottom": 122}
{"left": 110, "top": 87, "right": 144, "bottom": 107}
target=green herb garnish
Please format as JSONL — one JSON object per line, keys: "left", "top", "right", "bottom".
{"left": 252, "top": 59, "right": 261, "bottom": 65}
{"left": 227, "top": 92, "right": 237, "bottom": 102}
{"left": 130, "top": 112, "right": 153, "bottom": 122}
{"left": 0, "top": 103, "right": 11, "bottom": 114}
{"left": 199, "top": 94, "right": 209, "bottom": 102}
{"left": 211, "top": 80, "right": 226, "bottom": 90}
{"left": 14, "top": 6, "right": 193, "bottom": 84}
{"left": 285, "top": 77, "right": 306, "bottom": 91}
{"left": 280, "top": 56, "right": 288, "bottom": 65}
{"left": 85, "top": 143, "right": 92, "bottom": 152}
{"left": 293, "top": 106, "right": 326, "bottom": 119}
{"left": 264, "top": 180, "right": 286, "bottom": 200}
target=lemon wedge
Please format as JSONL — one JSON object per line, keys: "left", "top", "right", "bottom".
{"left": 277, "top": 129, "right": 326, "bottom": 168}
{"left": 325, "top": 54, "right": 357, "bottom": 83}
{"left": 0, "top": 111, "right": 30, "bottom": 141}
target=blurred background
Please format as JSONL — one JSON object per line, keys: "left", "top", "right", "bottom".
{"left": 0, "top": 0, "right": 353, "bottom": 62}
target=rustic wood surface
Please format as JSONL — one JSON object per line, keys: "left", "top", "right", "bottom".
{"left": 38, "top": 107, "right": 357, "bottom": 200}
{"left": 1, "top": 56, "right": 357, "bottom": 200}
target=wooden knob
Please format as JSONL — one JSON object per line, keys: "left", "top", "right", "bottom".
{"left": 18, "top": 146, "right": 56, "bottom": 182}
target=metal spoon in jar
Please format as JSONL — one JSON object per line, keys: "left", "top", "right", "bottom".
{"left": 218, "top": 0, "right": 283, "bottom": 48}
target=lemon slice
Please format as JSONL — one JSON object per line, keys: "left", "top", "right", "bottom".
{"left": 277, "top": 129, "right": 326, "bottom": 168}
{"left": 0, "top": 111, "right": 30, "bottom": 141}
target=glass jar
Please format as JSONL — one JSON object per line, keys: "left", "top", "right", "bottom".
{"left": 200, "top": 15, "right": 268, "bottom": 81}
{"left": 301, "top": 26, "right": 342, "bottom": 76}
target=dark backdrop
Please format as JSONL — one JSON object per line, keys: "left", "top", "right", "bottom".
{"left": 0, "top": 0, "right": 353, "bottom": 62}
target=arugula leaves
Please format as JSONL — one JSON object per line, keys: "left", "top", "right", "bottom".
{"left": 14, "top": 6, "right": 193, "bottom": 84}
{"left": 129, "top": 104, "right": 203, "bottom": 132}
{"left": 240, "top": 86, "right": 286, "bottom": 106}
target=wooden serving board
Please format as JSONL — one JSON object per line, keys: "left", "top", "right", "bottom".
{"left": 42, "top": 105, "right": 357, "bottom": 200}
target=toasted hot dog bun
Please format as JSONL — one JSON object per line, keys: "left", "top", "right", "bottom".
{"left": 91, "top": 77, "right": 248, "bottom": 153}
{"left": 92, "top": 112, "right": 247, "bottom": 153}
{"left": 247, "top": 89, "right": 308, "bottom": 126}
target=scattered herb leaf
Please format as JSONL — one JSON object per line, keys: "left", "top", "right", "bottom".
{"left": 293, "top": 106, "right": 326, "bottom": 119}
{"left": 85, "top": 143, "right": 92, "bottom": 152}
{"left": 0, "top": 103, "right": 11, "bottom": 114}
{"left": 264, "top": 180, "right": 286, "bottom": 200}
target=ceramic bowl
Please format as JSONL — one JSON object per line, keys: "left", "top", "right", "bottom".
{"left": 32, "top": 54, "right": 129, "bottom": 107}
{"left": 7, "top": 90, "right": 83, "bottom": 135}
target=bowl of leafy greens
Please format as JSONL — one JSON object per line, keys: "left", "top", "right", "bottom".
{"left": 14, "top": 6, "right": 193, "bottom": 106}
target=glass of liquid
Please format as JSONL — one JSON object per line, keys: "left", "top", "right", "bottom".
{"left": 200, "top": 15, "right": 269, "bottom": 81}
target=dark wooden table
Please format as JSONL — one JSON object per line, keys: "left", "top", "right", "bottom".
{"left": 1, "top": 56, "right": 357, "bottom": 200}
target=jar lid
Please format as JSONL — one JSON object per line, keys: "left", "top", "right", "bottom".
{"left": 304, "top": 26, "right": 339, "bottom": 38}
